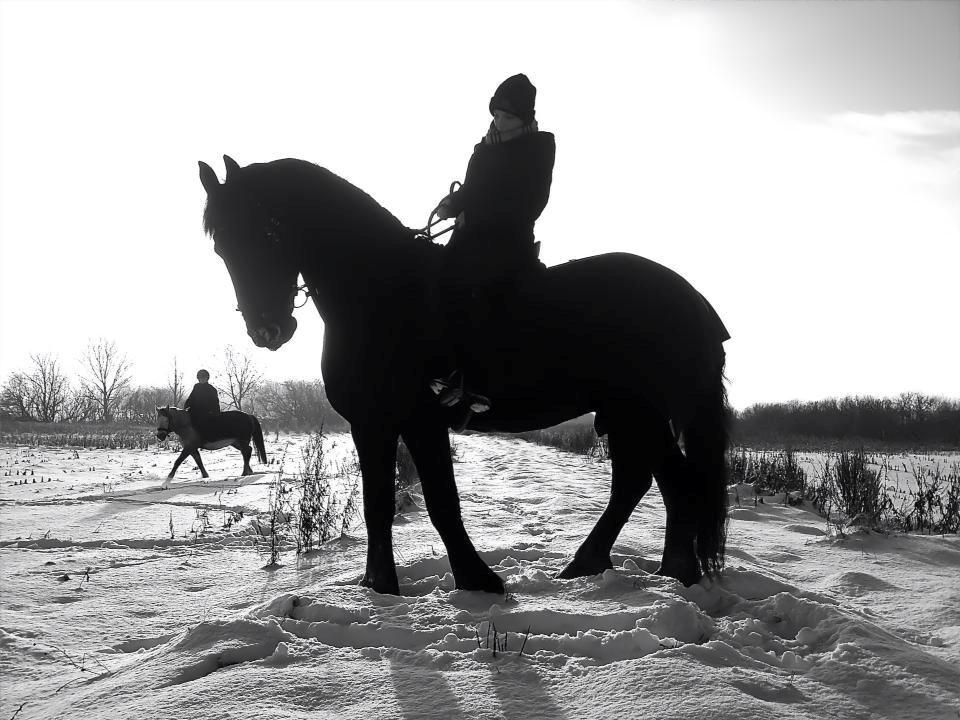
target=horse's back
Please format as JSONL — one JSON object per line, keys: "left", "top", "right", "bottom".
{"left": 187, "top": 410, "right": 256, "bottom": 442}
{"left": 522, "top": 252, "right": 728, "bottom": 352}
{"left": 474, "top": 252, "right": 729, "bottom": 426}
{"left": 217, "top": 410, "right": 256, "bottom": 436}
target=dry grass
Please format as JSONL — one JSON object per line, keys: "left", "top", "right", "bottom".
{"left": 0, "top": 419, "right": 156, "bottom": 449}
{"left": 254, "top": 431, "right": 361, "bottom": 565}
{"left": 729, "top": 448, "right": 807, "bottom": 495}
{"left": 804, "top": 451, "right": 960, "bottom": 535}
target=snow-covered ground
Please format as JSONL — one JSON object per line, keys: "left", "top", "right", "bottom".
{"left": 2, "top": 434, "right": 958, "bottom": 719}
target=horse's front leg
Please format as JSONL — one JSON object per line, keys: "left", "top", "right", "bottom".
{"left": 191, "top": 450, "right": 209, "bottom": 478}
{"left": 352, "top": 423, "right": 401, "bottom": 595}
{"left": 402, "top": 415, "right": 504, "bottom": 594}
{"left": 168, "top": 448, "right": 191, "bottom": 479}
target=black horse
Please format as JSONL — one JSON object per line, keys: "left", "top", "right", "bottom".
{"left": 198, "top": 155, "right": 731, "bottom": 595}
{"left": 156, "top": 406, "right": 267, "bottom": 478}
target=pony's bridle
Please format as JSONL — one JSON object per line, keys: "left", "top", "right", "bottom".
{"left": 156, "top": 412, "right": 170, "bottom": 441}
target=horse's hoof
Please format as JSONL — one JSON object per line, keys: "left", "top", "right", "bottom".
{"left": 456, "top": 569, "right": 505, "bottom": 595}
{"left": 655, "top": 561, "right": 702, "bottom": 587}
{"left": 360, "top": 573, "right": 400, "bottom": 596}
{"left": 558, "top": 555, "right": 612, "bottom": 579}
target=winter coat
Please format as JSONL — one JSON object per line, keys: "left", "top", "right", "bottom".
{"left": 185, "top": 383, "right": 220, "bottom": 417}
{"left": 444, "top": 130, "right": 555, "bottom": 281}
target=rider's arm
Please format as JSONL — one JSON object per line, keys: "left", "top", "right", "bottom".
{"left": 437, "top": 141, "right": 486, "bottom": 220}
{"left": 460, "top": 133, "right": 556, "bottom": 226}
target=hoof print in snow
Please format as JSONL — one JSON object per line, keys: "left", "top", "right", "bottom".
{"left": 164, "top": 641, "right": 281, "bottom": 686}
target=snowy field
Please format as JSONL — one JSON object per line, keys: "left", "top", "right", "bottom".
{"left": 1, "top": 434, "right": 958, "bottom": 719}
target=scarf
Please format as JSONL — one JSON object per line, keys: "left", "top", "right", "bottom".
{"left": 484, "top": 119, "right": 540, "bottom": 145}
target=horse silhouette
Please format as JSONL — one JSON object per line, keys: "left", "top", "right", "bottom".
{"left": 156, "top": 406, "right": 267, "bottom": 478}
{"left": 198, "top": 155, "right": 731, "bottom": 595}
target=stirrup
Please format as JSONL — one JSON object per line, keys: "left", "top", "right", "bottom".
{"left": 467, "top": 393, "right": 491, "bottom": 413}
{"left": 430, "top": 372, "right": 464, "bottom": 408}
{"left": 450, "top": 397, "right": 490, "bottom": 432}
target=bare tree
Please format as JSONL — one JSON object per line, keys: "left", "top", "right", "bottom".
{"left": 0, "top": 371, "right": 33, "bottom": 419}
{"left": 252, "top": 378, "right": 347, "bottom": 431}
{"left": 122, "top": 386, "right": 167, "bottom": 423}
{"left": 24, "top": 353, "right": 70, "bottom": 422}
{"left": 60, "top": 388, "right": 97, "bottom": 423}
{"left": 220, "top": 345, "right": 263, "bottom": 412}
{"left": 168, "top": 356, "right": 185, "bottom": 407}
{"left": 80, "top": 339, "right": 133, "bottom": 422}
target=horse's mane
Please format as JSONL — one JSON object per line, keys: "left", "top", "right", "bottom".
{"left": 203, "top": 158, "right": 415, "bottom": 248}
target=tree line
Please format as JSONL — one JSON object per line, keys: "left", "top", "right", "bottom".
{"left": 3, "top": 342, "right": 956, "bottom": 446}
{"left": 0, "top": 339, "right": 348, "bottom": 431}
{"left": 733, "top": 393, "right": 960, "bottom": 447}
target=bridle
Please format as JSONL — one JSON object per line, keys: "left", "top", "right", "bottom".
{"left": 156, "top": 410, "right": 171, "bottom": 441}
{"left": 223, "top": 211, "right": 313, "bottom": 316}
{"left": 250, "top": 192, "right": 446, "bottom": 317}
{"left": 291, "top": 282, "right": 312, "bottom": 309}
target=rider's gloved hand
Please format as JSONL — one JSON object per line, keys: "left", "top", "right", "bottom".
{"left": 436, "top": 197, "right": 453, "bottom": 220}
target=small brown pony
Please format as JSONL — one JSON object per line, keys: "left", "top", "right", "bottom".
{"left": 156, "top": 406, "right": 267, "bottom": 478}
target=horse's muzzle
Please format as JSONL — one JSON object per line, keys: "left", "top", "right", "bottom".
{"left": 157, "top": 430, "right": 168, "bottom": 441}
{"left": 248, "top": 315, "right": 297, "bottom": 351}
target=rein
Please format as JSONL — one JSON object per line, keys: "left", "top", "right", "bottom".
{"left": 414, "top": 180, "right": 461, "bottom": 242}
{"left": 271, "top": 177, "right": 462, "bottom": 312}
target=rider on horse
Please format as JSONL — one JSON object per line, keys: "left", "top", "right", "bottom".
{"left": 433, "top": 73, "right": 556, "bottom": 412}
{"left": 184, "top": 369, "right": 222, "bottom": 437}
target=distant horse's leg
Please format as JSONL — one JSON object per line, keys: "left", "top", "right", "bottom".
{"left": 168, "top": 448, "right": 191, "bottom": 479}
{"left": 401, "top": 418, "right": 505, "bottom": 594}
{"left": 234, "top": 441, "right": 253, "bottom": 475}
{"left": 191, "top": 450, "right": 209, "bottom": 479}
{"left": 352, "top": 422, "right": 401, "bottom": 595}
{"left": 654, "top": 442, "right": 702, "bottom": 586}
{"left": 559, "top": 414, "right": 659, "bottom": 579}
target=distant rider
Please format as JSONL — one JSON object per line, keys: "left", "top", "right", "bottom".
{"left": 184, "top": 369, "right": 221, "bottom": 437}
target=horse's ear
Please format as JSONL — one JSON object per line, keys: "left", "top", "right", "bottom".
{"left": 199, "top": 161, "right": 220, "bottom": 195}
{"left": 223, "top": 155, "right": 241, "bottom": 180}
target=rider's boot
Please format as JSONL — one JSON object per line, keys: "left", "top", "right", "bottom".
{"left": 430, "top": 370, "right": 491, "bottom": 413}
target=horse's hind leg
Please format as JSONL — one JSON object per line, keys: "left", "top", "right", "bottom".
{"left": 559, "top": 414, "right": 660, "bottom": 579}
{"left": 234, "top": 442, "right": 253, "bottom": 475}
{"left": 654, "top": 443, "right": 702, "bottom": 586}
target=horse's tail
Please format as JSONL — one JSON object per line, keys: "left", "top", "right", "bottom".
{"left": 251, "top": 416, "right": 268, "bottom": 465}
{"left": 683, "top": 353, "right": 730, "bottom": 579}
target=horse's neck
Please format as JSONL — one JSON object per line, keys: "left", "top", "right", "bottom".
{"left": 301, "top": 231, "right": 441, "bottom": 315}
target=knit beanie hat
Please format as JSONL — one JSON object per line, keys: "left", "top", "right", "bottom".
{"left": 488, "top": 74, "right": 537, "bottom": 125}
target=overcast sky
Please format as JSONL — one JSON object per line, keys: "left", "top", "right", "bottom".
{"left": 1, "top": 0, "right": 957, "bottom": 410}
